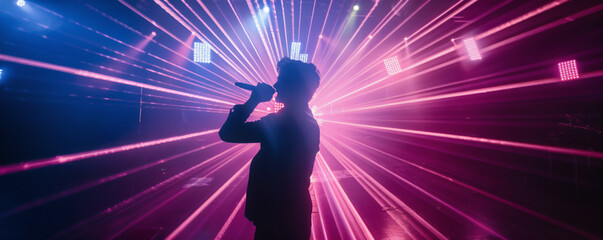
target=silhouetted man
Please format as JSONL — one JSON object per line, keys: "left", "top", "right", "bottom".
{"left": 219, "top": 58, "right": 320, "bottom": 239}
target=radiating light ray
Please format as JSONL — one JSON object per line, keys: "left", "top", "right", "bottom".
{"left": 3, "top": 1, "right": 601, "bottom": 239}
{"left": 224, "top": 0, "right": 275, "bottom": 81}
{"left": 314, "top": 0, "right": 412, "bottom": 94}
{"left": 303, "top": 0, "right": 317, "bottom": 54}
{"left": 142, "top": 59, "right": 244, "bottom": 101}
{"left": 181, "top": 0, "right": 271, "bottom": 82}
{"left": 290, "top": 0, "right": 295, "bottom": 41}
{"left": 117, "top": 0, "right": 255, "bottom": 84}
{"left": 312, "top": 183, "right": 330, "bottom": 240}
{"left": 320, "top": 0, "right": 473, "bottom": 91}
{"left": 0, "top": 85, "right": 226, "bottom": 113}
{"left": 476, "top": 0, "right": 570, "bottom": 40}
{"left": 215, "top": 194, "right": 247, "bottom": 239}
{"left": 316, "top": 0, "right": 573, "bottom": 108}
{"left": 325, "top": 120, "right": 603, "bottom": 159}
{"left": 320, "top": 138, "right": 450, "bottom": 240}
{"left": 172, "top": 33, "right": 196, "bottom": 66}
{"left": 107, "top": 144, "right": 254, "bottom": 240}
{"left": 22, "top": 8, "right": 242, "bottom": 98}
{"left": 245, "top": 0, "right": 278, "bottom": 75}
{"left": 351, "top": 42, "right": 549, "bottom": 110}
{"left": 0, "top": 127, "right": 219, "bottom": 176}
{"left": 317, "top": 3, "right": 602, "bottom": 110}
{"left": 315, "top": 152, "right": 375, "bottom": 240}
{"left": 57, "top": 144, "right": 253, "bottom": 240}
{"left": 266, "top": 0, "right": 285, "bottom": 60}
{"left": 165, "top": 157, "right": 252, "bottom": 240}
{"left": 0, "top": 54, "right": 235, "bottom": 105}
{"left": 320, "top": 137, "right": 507, "bottom": 239}
{"left": 313, "top": 2, "right": 357, "bottom": 68}
{"left": 154, "top": 0, "right": 262, "bottom": 83}
{"left": 207, "top": 2, "right": 273, "bottom": 83}
{"left": 318, "top": 0, "right": 384, "bottom": 79}
{"left": 309, "top": 0, "right": 333, "bottom": 62}
{"left": 278, "top": 0, "right": 290, "bottom": 57}
{"left": 329, "top": 133, "right": 602, "bottom": 239}
{"left": 268, "top": 0, "right": 285, "bottom": 59}
{"left": 256, "top": 0, "right": 283, "bottom": 66}
{"left": 143, "top": 53, "right": 242, "bottom": 99}
{"left": 0, "top": 141, "right": 223, "bottom": 218}
{"left": 343, "top": 70, "right": 603, "bottom": 112}
{"left": 479, "top": 3, "right": 603, "bottom": 56}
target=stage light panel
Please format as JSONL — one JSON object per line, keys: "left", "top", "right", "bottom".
{"left": 463, "top": 38, "right": 482, "bottom": 60}
{"left": 300, "top": 54, "right": 308, "bottom": 63}
{"left": 558, "top": 59, "right": 579, "bottom": 81}
{"left": 383, "top": 56, "right": 402, "bottom": 76}
{"left": 17, "top": 0, "right": 25, "bottom": 7}
{"left": 290, "top": 42, "right": 301, "bottom": 60}
{"left": 274, "top": 102, "right": 284, "bottom": 113}
{"left": 194, "top": 42, "right": 211, "bottom": 63}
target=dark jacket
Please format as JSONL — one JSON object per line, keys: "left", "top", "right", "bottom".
{"left": 219, "top": 104, "right": 320, "bottom": 223}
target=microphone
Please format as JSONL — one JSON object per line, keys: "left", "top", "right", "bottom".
{"left": 234, "top": 82, "right": 256, "bottom": 91}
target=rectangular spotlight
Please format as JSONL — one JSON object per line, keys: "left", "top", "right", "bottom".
{"left": 290, "top": 42, "right": 301, "bottom": 60}
{"left": 463, "top": 38, "right": 482, "bottom": 60}
{"left": 194, "top": 42, "right": 211, "bottom": 63}
{"left": 299, "top": 54, "right": 308, "bottom": 63}
{"left": 383, "top": 56, "right": 402, "bottom": 76}
{"left": 558, "top": 59, "right": 579, "bottom": 81}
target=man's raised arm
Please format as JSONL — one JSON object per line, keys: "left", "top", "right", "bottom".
{"left": 219, "top": 83, "right": 275, "bottom": 143}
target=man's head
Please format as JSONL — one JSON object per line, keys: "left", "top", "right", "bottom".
{"left": 273, "top": 58, "right": 320, "bottom": 105}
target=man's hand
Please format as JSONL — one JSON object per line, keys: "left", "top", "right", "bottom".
{"left": 248, "top": 83, "right": 275, "bottom": 104}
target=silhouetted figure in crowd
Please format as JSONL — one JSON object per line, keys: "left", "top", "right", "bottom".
{"left": 219, "top": 58, "right": 320, "bottom": 239}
